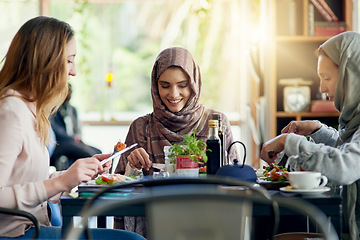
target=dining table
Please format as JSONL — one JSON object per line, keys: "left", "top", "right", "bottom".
{"left": 60, "top": 178, "right": 343, "bottom": 239}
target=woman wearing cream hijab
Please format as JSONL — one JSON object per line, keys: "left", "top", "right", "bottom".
{"left": 261, "top": 31, "right": 360, "bottom": 239}
{"left": 115, "top": 47, "right": 236, "bottom": 176}
{"left": 114, "top": 47, "right": 237, "bottom": 237}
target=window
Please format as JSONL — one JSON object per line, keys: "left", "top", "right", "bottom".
{"left": 0, "top": 0, "right": 263, "bottom": 163}
{"left": 0, "top": 0, "right": 39, "bottom": 62}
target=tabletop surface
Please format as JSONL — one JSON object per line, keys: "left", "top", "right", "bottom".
{"left": 60, "top": 180, "right": 343, "bottom": 238}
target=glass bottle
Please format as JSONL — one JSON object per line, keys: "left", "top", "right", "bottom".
{"left": 206, "top": 120, "right": 221, "bottom": 175}
{"left": 163, "top": 146, "right": 175, "bottom": 175}
{"left": 212, "top": 113, "right": 226, "bottom": 166}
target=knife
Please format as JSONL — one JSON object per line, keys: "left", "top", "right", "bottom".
{"left": 100, "top": 143, "right": 138, "bottom": 165}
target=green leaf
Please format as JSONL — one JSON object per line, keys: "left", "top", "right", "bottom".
{"left": 167, "top": 129, "right": 207, "bottom": 163}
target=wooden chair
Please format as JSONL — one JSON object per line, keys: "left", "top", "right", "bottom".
{"left": 274, "top": 232, "right": 324, "bottom": 240}
{"left": 272, "top": 195, "right": 339, "bottom": 240}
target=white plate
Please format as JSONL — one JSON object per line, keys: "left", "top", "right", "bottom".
{"left": 257, "top": 177, "right": 289, "bottom": 183}
{"left": 78, "top": 182, "right": 134, "bottom": 193}
{"left": 279, "top": 186, "right": 331, "bottom": 195}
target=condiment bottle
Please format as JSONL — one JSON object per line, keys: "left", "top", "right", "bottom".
{"left": 206, "top": 119, "right": 222, "bottom": 175}
{"left": 212, "top": 113, "right": 226, "bottom": 166}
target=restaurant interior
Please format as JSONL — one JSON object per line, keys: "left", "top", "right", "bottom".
{"left": 1, "top": 0, "right": 359, "bottom": 239}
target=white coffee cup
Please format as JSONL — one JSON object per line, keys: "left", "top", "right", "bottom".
{"left": 288, "top": 171, "right": 328, "bottom": 189}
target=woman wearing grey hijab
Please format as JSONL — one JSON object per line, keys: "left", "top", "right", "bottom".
{"left": 261, "top": 31, "right": 360, "bottom": 240}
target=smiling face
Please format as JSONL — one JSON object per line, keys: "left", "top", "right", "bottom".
{"left": 66, "top": 36, "right": 77, "bottom": 80}
{"left": 157, "top": 67, "right": 192, "bottom": 113}
{"left": 317, "top": 52, "right": 338, "bottom": 101}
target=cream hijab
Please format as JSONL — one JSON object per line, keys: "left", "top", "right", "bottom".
{"left": 151, "top": 47, "right": 205, "bottom": 132}
{"left": 116, "top": 47, "right": 236, "bottom": 174}
{"left": 320, "top": 31, "right": 360, "bottom": 143}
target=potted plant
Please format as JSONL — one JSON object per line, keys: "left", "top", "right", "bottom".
{"left": 168, "top": 129, "right": 208, "bottom": 176}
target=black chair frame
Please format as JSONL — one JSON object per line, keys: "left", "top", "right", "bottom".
{"left": 69, "top": 176, "right": 280, "bottom": 240}
{"left": 0, "top": 207, "right": 40, "bottom": 239}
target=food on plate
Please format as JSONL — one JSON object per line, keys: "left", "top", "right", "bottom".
{"left": 114, "top": 141, "right": 126, "bottom": 152}
{"left": 262, "top": 164, "right": 288, "bottom": 182}
{"left": 95, "top": 173, "right": 136, "bottom": 185}
{"left": 199, "top": 166, "right": 207, "bottom": 173}
{"left": 256, "top": 168, "right": 266, "bottom": 177}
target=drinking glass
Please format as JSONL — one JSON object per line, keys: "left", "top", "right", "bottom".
{"left": 153, "top": 169, "right": 170, "bottom": 178}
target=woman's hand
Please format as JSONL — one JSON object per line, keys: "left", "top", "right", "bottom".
{"left": 93, "top": 153, "right": 112, "bottom": 175}
{"left": 44, "top": 154, "right": 111, "bottom": 198}
{"left": 281, "top": 120, "right": 322, "bottom": 136}
{"left": 61, "top": 158, "right": 102, "bottom": 188}
{"left": 127, "top": 147, "right": 152, "bottom": 171}
{"left": 260, "top": 134, "right": 288, "bottom": 165}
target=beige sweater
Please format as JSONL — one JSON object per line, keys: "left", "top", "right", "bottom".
{"left": 0, "top": 91, "right": 60, "bottom": 237}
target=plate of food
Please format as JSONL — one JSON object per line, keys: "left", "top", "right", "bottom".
{"left": 256, "top": 164, "right": 290, "bottom": 190}
{"left": 78, "top": 173, "right": 139, "bottom": 195}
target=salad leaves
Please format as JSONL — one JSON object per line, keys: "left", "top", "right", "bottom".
{"left": 263, "top": 164, "right": 288, "bottom": 183}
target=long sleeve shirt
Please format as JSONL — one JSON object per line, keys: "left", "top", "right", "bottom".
{"left": 0, "top": 91, "right": 58, "bottom": 237}
{"left": 285, "top": 123, "right": 360, "bottom": 185}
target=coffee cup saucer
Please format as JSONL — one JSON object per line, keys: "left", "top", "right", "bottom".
{"left": 279, "top": 186, "right": 331, "bottom": 195}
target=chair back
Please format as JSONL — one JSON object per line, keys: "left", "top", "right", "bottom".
{"left": 146, "top": 188, "right": 253, "bottom": 240}
{"left": 0, "top": 207, "right": 40, "bottom": 239}
{"left": 273, "top": 195, "right": 339, "bottom": 240}
{"left": 66, "top": 176, "right": 340, "bottom": 240}
{"left": 66, "top": 176, "right": 278, "bottom": 240}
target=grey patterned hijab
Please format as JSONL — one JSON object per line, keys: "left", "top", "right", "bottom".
{"left": 151, "top": 47, "right": 205, "bottom": 132}
{"left": 115, "top": 47, "right": 217, "bottom": 174}
{"left": 115, "top": 47, "right": 236, "bottom": 174}
{"left": 114, "top": 47, "right": 236, "bottom": 238}
{"left": 320, "top": 31, "right": 360, "bottom": 143}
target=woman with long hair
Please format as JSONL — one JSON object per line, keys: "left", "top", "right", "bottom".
{"left": 0, "top": 16, "right": 144, "bottom": 240}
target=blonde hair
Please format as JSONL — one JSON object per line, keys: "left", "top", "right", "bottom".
{"left": 0, "top": 16, "right": 74, "bottom": 145}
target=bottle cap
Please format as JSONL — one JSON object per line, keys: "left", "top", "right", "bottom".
{"left": 211, "top": 113, "right": 221, "bottom": 121}
{"left": 208, "top": 120, "right": 219, "bottom": 128}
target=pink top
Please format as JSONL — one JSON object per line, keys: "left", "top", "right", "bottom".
{"left": 0, "top": 90, "right": 60, "bottom": 237}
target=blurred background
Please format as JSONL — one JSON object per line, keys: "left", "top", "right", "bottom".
{"left": 0, "top": 0, "right": 266, "bottom": 165}
{"left": 2, "top": 0, "right": 357, "bottom": 167}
